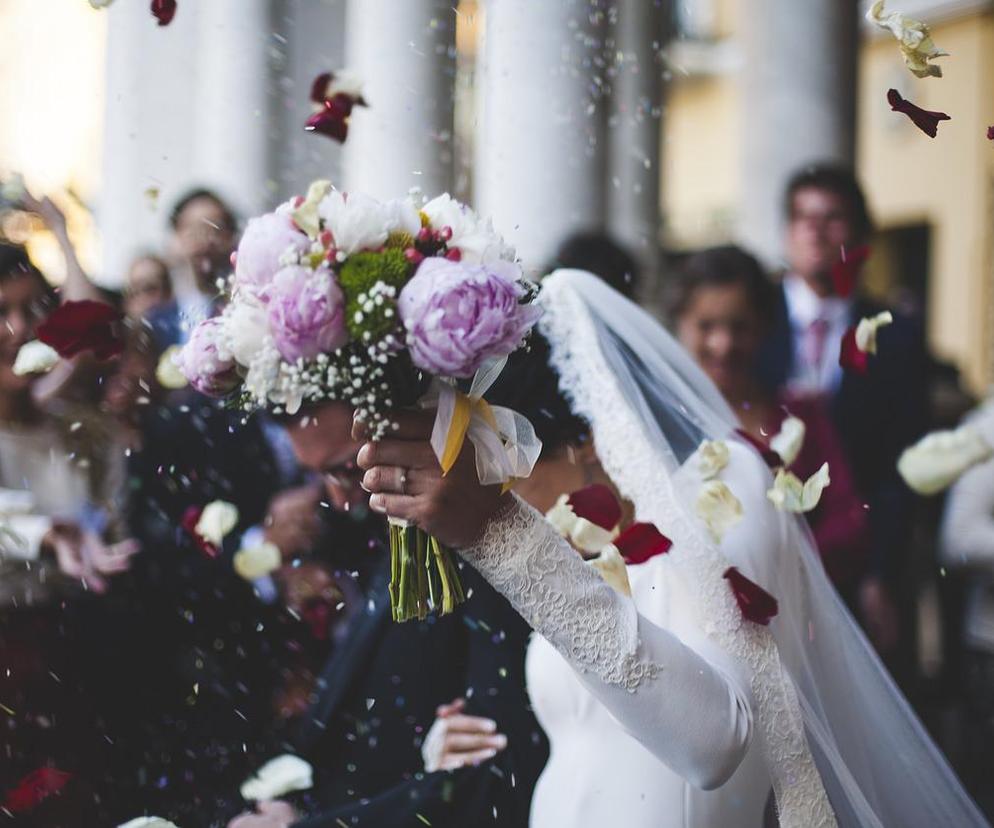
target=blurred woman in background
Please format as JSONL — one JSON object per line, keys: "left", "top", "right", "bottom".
{"left": 670, "top": 245, "right": 869, "bottom": 591}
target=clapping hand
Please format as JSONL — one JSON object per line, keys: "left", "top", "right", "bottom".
{"left": 45, "top": 526, "right": 139, "bottom": 594}
{"left": 354, "top": 409, "right": 510, "bottom": 549}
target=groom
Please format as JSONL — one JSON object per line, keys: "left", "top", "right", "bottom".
{"left": 228, "top": 401, "right": 547, "bottom": 828}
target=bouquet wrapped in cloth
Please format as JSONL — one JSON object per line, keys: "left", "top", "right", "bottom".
{"left": 177, "top": 181, "right": 542, "bottom": 621}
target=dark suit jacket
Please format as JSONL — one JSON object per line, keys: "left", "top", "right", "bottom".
{"left": 757, "top": 284, "right": 929, "bottom": 582}
{"left": 288, "top": 545, "right": 548, "bottom": 828}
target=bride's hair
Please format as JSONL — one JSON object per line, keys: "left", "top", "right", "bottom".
{"left": 487, "top": 331, "right": 588, "bottom": 453}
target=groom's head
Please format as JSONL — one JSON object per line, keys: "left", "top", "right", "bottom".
{"left": 284, "top": 401, "right": 366, "bottom": 513}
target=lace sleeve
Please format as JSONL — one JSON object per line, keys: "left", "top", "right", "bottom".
{"left": 463, "top": 494, "right": 753, "bottom": 790}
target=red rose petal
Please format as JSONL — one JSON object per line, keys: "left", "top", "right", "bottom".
{"left": 567, "top": 484, "right": 622, "bottom": 531}
{"left": 839, "top": 326, "right": 869, "bottom": 375}
{"left": 987, "top": 125, "right": 994, "bottom": 141}
{"left": 151, "top": 0, "right": 177, "bottom": 26}
{"left": 887, "top": 88, "right": 950, "bottom": 138}
{"left": 614, "top": 522, "right": 672, "bottom": 565}
{"left": 830, "top": 244, "right": 870, "bottom": 299}
{"left": 181, "top": 504, "right": 218, "bottom": 559}
{"left": 36, "top": 300, "right": 123, "bottom": 360}
{"left": 3, "top": 767, "right": 73, "bottom": 813}
{"left": 723, "top": 567, "right": 778, "bottom": 625}
{"left": 310, "top": 72, "right": 332, "bottom": 104}
{"left": 734, "top": 429, "right": 782, "bottom": 469}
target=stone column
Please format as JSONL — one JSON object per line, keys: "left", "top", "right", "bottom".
{"left": 192, "top": 0, "right": 277, "bottom": 218}
{"left": 341, "top": 0, "right": 455, "bottom": 200}
{"left": 738, "top": 0, "right": 859, "bottom": 265}
{"left": 606, "top": 0, "right": 668, "bottom": 283}
{"left": 474, "top": 0, "right": 608, "bottom": 271}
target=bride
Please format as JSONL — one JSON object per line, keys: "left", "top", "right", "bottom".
{"left": 356, "top": 269, "right": 987, "bottom": 827}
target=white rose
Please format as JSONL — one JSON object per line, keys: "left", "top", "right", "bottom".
{"left": 854, "top": 311, "right": 894, "bottom": 355}
{"left": 898, "top": 425, "right": 993, "bottom": 495}
{"left": 117, "top": 818, "right": 180, "bottom": 828}
{"left": 694, "top": 439, "right": 730, "bottom": 480}
{"left": 767, "top": 463, "right": 831, "bottom": 513}
{"left": 233, "top": 542, "right": 282, "bottom": 581}
{"left": 155, "top": 346, "right": 188, "bottom": 390}
{"left": 695, "top": 480, "right": 743, "bottom": 542}
{"left": 317, "top": 190, "right": 419, "bottom": 256}
{"left": 770, "top": 416, "right": 806, "bottom": 467}
{"left": 421, "top": 193, "right": 515, "bottom": 263}
{"left": 240, "top": 754, "right": 313, "bottom": 801}
{"left": 13, "top": 341, "right": 59, "bottom": 376}
{"left": 588, "top": 544, "right": 632, "bottom": 596}
{"left": 224, "top": 297, "right": 270, "bottom": 368}
{"left": 195, "top": 501, "right": 239, "bottom": 546}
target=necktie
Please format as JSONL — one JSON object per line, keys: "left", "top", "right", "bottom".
{"left": 803, "top": 317, "right": 830, "bottom": 385}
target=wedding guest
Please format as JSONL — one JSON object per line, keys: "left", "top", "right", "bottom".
{"left": 123, "top": 252, "right": 172, "bottom": 319}
{"left": 0, "top": 243, "right": 139, "bottom": 825}
{"left": 547, "top": 232, "right": 640, "bottom": 299}
{"left": 671, "top": 245, "right": 869, "bottom": 590}
{"left": 149, "top": 188, "right": 238, "bottom": 347}
{"left": 755, "top": 164, "right": 929, "bottom": 653}
{"left": 227, "top": 401, "right": 547, "bottom": 828}
{"left": 940, "top": 398, "right": 994, "bottom": 814}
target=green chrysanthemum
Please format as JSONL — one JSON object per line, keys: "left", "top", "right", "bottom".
{"left": 338, "top": 249, "right": 412, "bottom": 341}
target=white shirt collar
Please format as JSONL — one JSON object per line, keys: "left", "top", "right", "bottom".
{"left": 782, "top": 273, "right": 850, "bottom": 329}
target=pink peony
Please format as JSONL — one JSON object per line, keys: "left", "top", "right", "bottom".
{"left": 179, "top": 318, "right": 239, "bottom": 396}
{"left": 266, "top": 266, "right": 348, "bottom": 362}
{"left": 398, "top": 257, "right": 540, "bottom": 378}
{"left": 235, "top": 211, "right": 311, "bottom": 294}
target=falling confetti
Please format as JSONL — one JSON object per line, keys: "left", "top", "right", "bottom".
{"left": 151, "top": 0, "right": 177, "bottom": 26}
{"left": 887, "top": 88, "right": 950, "bottom": 137}
{"left": 305, "top": 71, "right": 367, "bottom": 143}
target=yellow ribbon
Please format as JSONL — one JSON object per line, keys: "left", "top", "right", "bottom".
{"left": 439, "top": 391, "right": 498, "bottom": 469}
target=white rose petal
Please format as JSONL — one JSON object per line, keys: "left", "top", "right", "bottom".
{"left": 767, "top": 463, "right": 831, "bottom": 513}
{"left": 89, "top": 0, "right": 115, "bottom": 8}
{"left": 223, "top": 297, "right": 271, "bottom": 367}
{"left": 695, "top": 480, "right": 743, "bottom": 542}
{"left": 544, "top": 495, "right": 618, "bottom": 554}
{"left": 321, "top": 69, "right": 364, "bottom": 100}
{"left": 291, "top": 179, "right": 332, "bottom": 239}
{"left": 854, "top": 311, "right": 893, "bottom": 355}
{"left": 588, "top": 544, "right": 632, "bottom": 597}
{"left": 240, "top": 754, "right": 313, "bottom": 801}
{"left": 694, "top": 439, "right": 730, "bottom": 480}
{"left": 13, "top": 341, "right": 60, "bottom": 376}
{"left": 155, "top": 346, "right": 188, "bottom": 390}
{"left": 195, "top": 501, "right": 239, "bottom": 546}
{"left": 421, "top": 193, "right": 515, "bottom": 264}
{"left": 117, "top": 818, "right": 180, "bottom": 828}
{"left": 317, "top": 190, "right": 419, "bottom": 256}
{"left": 770, "top": 416, "right": 806, "bottom": 467}
{"left": 898, "top": 425, "right": 993, "bottom": 495}
{"left": 233, "top": 542, "right": 282, "bottom": 581}
{"left": 867, "top": 0, "right": 948, "bottom": 78}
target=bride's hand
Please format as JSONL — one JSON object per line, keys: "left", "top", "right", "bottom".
{"left": 422, "top": 697, "right": 508, "bottom": 772}
{"left": 354, "top": 409, "right": 510, "bottom": 549}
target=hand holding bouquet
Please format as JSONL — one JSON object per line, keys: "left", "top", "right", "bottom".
{"left": 178, "top": 182, "right": 542, "bottom": 621}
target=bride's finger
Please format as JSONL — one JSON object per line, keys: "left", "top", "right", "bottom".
{"left": 357, "top": 440, "right": 438, "bottom": 471}
{"left": 362, "top": 466, "right": 432, "bottom": 496}
{"left": 368, "top": 492, "right": 419, "bottom": 522}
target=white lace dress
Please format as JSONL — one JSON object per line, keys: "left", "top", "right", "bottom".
{"left": 463, "top": 445, "right": 782, "bottom": 828}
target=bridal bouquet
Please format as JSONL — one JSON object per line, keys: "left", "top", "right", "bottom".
{"left": 178, "top": 181, "right": 541, "bottom": 621}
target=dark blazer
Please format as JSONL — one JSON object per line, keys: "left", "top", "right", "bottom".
{"left": 287, "top": 548, "right": 548, "bottom": 828}
{"left": 757, "top": 284, "right": 929, "bottom": 582}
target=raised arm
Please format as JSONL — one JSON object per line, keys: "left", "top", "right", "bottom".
{"left": 356, "top": 411, "right": 753, "bottom": 790}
